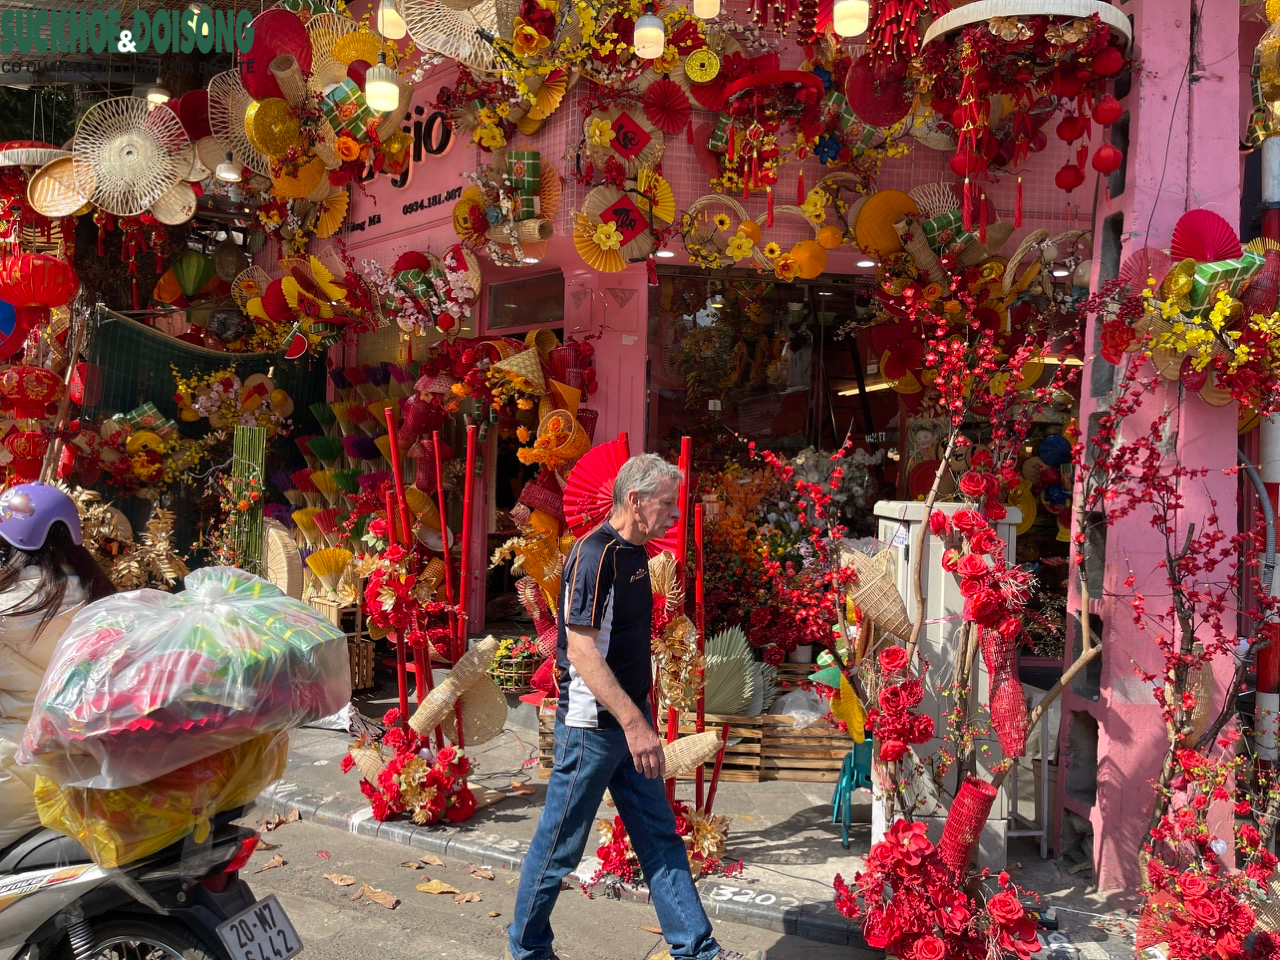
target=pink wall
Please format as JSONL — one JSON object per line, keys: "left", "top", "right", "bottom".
{"left": 1064, "top": 0, "right": 1245, "bottom": 891}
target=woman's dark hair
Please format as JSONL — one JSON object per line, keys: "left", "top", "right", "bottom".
{"left": 0, "top": 521, "right": 117, "bottom": 636}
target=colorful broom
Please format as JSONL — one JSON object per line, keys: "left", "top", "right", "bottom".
{"left": 310, "top": 401, "right": 337, "bottom": 434}
{"left": 361, "top": 402, "right": 388, "bottom": 436}
{"left": 311, "top": 470, "right": 341, "bottom": 505}
{"left": 328, "top": 366, "right": 352, "bottom": 398}
{"left": 375, "top": 435, "right": 394, "bottom": 464}
{"left": 346, "top": 405, "right": 373, "bottom": 435}
{"left": 330, "top": 401, "right": 357, "bottom": 434}
{"left": 292, "top": 507, "right": 323, "bottom": 546}
{"left": 357, "top": 470, "right": 392, "bottom": 494}
{"left": 343, "top": 434, "right": 381, "bottom": 462}
{"left": 291, "top": 468, "right": 320, "bottom": 507}
{"left": 388, "top": 363, "right": 410, "bottom": 396}
{"left": 272, "top": 470, "right": 302, "bottom": 507}
{"left": 308, "top": 435, "right": 345, "bottom": 466}
{"left": 312, "top": 508, "right": 343, "bottom": 547}
{"left": 294, "top": 434, "right": 319, "bottom": 469}
{"left": 333, "top": 468, "right": 361, "bottom": 496}
{"left": 307, "top": 546, "right": 353, "bottom": 597}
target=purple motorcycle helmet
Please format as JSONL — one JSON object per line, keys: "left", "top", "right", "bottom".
{"left": 0, "top": 483, "right": 83, "bottom": 551}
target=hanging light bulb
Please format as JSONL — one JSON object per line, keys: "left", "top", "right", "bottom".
{"left": 215, "top": 152, "right": 241, "bottom": 183}
{"left": 147, "top": 80, "right": 171, "bottom": 105}
{"left": 831, "top": 0, "right": 870, "bottom": 37}
{"left": 376, "top": 0, "right": 408, "bottom": 40}
{"left": 186, "top": 1, "right": 211, "bottom": 37}
{"left": 364, "top": 51, "right": 401, "bottom": 113}
{"left": 692, "top": 0, "right": 720, "bottom": 19}
{"left": 632, "top": 3, "right": 665, "bottom": 59}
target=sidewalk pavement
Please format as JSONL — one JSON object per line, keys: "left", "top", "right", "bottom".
{"left": 258, "top": 688, "right": 1141, "bottom": 960}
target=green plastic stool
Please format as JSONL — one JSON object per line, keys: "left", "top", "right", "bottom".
{"left": 831, "top": 740, "right": 874, "bottom": 850}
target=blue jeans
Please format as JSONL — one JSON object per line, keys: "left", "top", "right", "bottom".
{"left": 507, "top": 720, "right": 722, "bottom": 960}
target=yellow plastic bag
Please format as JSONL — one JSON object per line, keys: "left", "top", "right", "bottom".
{"left": 34, "top": 733, "right": 288, "bottom": 868}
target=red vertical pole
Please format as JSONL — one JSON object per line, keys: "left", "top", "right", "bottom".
{"left": 432, "top": 429, "right": 456, "bottom": 647}
{"left": 619, "top": 432, "right": 630, "bottom": 458}
{"left": 383, "top": 407, "right": 411, "bottom": 544}
{"left": 457, "top": 424, "right": 479, "bottom": 662}
{"left": 694, "top": 503, "right": 707, "bottom": 810}
{"left": 386, "top": 490, "right": 410, "bottom": 731}
{"left": 703, "top": 723, "right": 730, "bottom": 817}
{"left": 675, "top": 437, "right": 692, "bottom": 573}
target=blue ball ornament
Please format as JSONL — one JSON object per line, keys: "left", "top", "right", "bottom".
{"left": 1039, "top": 434, "right": 1071, "bottom": 467}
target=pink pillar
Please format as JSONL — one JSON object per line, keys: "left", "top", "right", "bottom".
{"left": 1063, "top": 0, "right": 1243, "bottom": 891}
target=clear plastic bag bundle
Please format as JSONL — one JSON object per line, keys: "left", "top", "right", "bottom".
{"left": 33, "top": 732, "right": 289, "bottom": 868}
{"left": 20, "top": 567, "right": 350, "bottom": 790}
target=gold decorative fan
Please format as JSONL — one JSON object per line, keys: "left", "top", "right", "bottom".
{"left": 208, "top": 71, "right": 272, "bottom": 177}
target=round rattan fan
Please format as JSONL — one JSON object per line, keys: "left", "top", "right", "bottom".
{"left": 264, "top": 518, "right": 305, "bottom": 599}
{"left": 232, "top": 265, "right": 273, "bottom": 309}
{"left": 908, "top": 181, "right": 960, "bottom": 220}
{"left": 403, "top": 0, "right": 500, "bottom": 75}
{"left": 306, "top": 13, "right": 361, "bottom": 87}
{"left": 149, "top": 181, "right": 197, "bottom": 225}
{"left": 208, "top": 71, "right": 272, "bottom": 177}
{"left": 71, "top": 97, "right": 190, "bottom": 217}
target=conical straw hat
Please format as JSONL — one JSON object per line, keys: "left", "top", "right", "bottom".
{"left": 443, "top": 675, "right": 508, "bottom": 746}
{"left": 663, "top": 731, "right": 722, "bottom": 778}
{"left": 351, "top": 746, "right": 388, "bottom": 782}
{"left": 491, "top": 348, "right": 547, "bottom": 396}
{"left": 843, "top": 548, "right": 912, "bottom": 641}
{"left": 409, "top": 637, "right": 500, "bottom": 735}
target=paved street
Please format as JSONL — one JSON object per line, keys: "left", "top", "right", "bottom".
{"left": 237, "top": 816, "right": 860, "bottom": 960}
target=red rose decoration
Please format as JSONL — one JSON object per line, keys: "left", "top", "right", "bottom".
{"left": 1178, "top": 872, "right": 1209, "bottom": 899}
{"left": 941, "top": 549, "right": 962, "bottom": 573}
{"left": 879, "top": 738, "right": 908, "bottom": 761}
{"left": 964, "top": 588, "right": 1005, "bottom": 627}
{"left": 956, "top": 553, "right": 989, "bottom": 578}
{"left": 983, "top": 498, "right": 1008, "bottom": 521}
{"left": 878, "top": 645, "right": 909, "bottom": 673}
{"left": 1185, "top": 896, "right": 1220, "bottom": 928}
{"left": 911, "top": 934, "right": 945, "bottom": 960}
{"left": 968, "top": 528, "right": 1000, "bottom": 555}
{"left": 928, "top": 509, "right": 952, "bottom": 537}
{"left": 880, "top": 685, "right": 906, "bottom": 713}
{"left": 951, "top": 509, "right": 986, "bottom": 534}
{"left": 986, "top": 891, "right": 1026, "bottom": 927}
{"left": 958, "top": 471, "right": 986, "bottom": 498}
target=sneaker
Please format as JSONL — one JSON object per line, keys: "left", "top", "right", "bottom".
{"left": 714, "top": 951, "right": 767, "bottom": 960}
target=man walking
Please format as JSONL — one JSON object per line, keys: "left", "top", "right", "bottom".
{"left": 507, "top": 454, "right": 764, "bottom": 960}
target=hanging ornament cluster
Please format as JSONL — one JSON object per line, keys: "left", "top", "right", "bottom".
{"left": 918, "top": 3, "right": 1132, "bottom": 218}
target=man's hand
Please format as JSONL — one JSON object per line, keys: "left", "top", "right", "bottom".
{"left": 624, "top": 716, "right": 666, "bottom": 780}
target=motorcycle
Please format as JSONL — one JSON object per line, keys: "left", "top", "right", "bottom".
{"left": 0, "top": 807, "right": 302, "bottom": 960}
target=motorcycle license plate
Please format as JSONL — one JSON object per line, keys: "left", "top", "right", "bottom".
{"left": 217, "top": 894, "right": 303, "bottom": 960}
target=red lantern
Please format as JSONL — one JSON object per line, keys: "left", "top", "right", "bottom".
{"left": 0, "top": 255, "right": 80, "bottom": 309}
{"left": 950, "top": 150, "right": 981, "bottom": 177}
{"left": 1091, "top": 144, "right": 1124, "bottom": 175}
{"left": 1056, "top": 116, "right": 1082, "bottom": 142}
{"left": 1093, "top": 96, "right": 1123, "bottom": 126}
{"left": 0, "top": 364, "right": 63, "bottom": 418}
{"left": 1093, "top": 48, "right": 1125, "bottom": 77}
{"left": 70, "top": 362, "right": 103, "bottom": 406}
{"left": 6, "top": 430, "right": 49, "bottom": 482}
{"left": 1055, "top": 164, "right": 1086, "bottom": 192}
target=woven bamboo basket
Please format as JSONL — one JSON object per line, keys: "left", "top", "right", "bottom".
{"left": 896, "top": 215, "right": 947, "bottom": 285}
{"left": 680, "top": 194, "right": 770, "bottom": 270}
{"left": 350, "top": 746, "right": 388, "bottom": 782}
{"left": 492, "top": 348, "right": 549, "bottom": 395}
{"left": 1252, "top": 880, "right": 1280, "bottom": 933}
{"left": 1166, "top": 645, "right": 1214, "bottom": 745}
{"left": 443, "top": 675, "right": 509, "bottom": 746}
{"left": 842, "top": 548, "right": 912, "bottom": 642}
{"left": 922, "top": 0, "right": 1133, "bottom": 49}
{"left": 270, "top": 57, "right": 308, "bottom": 107}
{"left": 518, "top": 409, "right": 590, "bottom": 470}
{"left": 488, "top": 656, "right": 539, "bottom": 693}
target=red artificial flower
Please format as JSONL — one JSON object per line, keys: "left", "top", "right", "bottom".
{"left": 446, "top": 785, "right": 477, "bottom": 823}
{"left": 951, "top": 509, "right": 986, "bottom": 534}
{"left": 1185, "top": 896, "right": 1220, "bottom": 928}
{"left": 879, "top": 645, "right": 910, "bottom": 673}
{"left": 986, "top": 891, "right": 1025, "bottom": 927}
{"left": 928, "top": 510, "right": 952, "bottom": 537}
{"left": 964, "top": 588, "right": 1005, "bottom": 627}
{"left": 956, "top": 553, "right": 989, "bottom": 578}
{"left": 879, "top": 738, "right": 908, "bottom": 761}
{"left": 934, "top": 889, "right": 971, "bottom": 934}
{"left": 958, "top": 471, "right": 987, "bottom": 498}
{"left": 911, "top": 935, "right": 945, "bottom": 960}
{"left": 968, "top": 527, "right": 1000, "bottom": 555}
{"left": 941, "top": 549, "right": 962, "bottom": 573}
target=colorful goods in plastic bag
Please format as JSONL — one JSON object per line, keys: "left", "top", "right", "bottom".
{"left": 33, "top": 732, "right": 288, "bottom": 868}
{"left": 19, "top": 567, "right": 349, "bottom": 790}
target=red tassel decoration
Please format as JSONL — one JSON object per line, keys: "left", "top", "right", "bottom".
{"left": 979, "top": 192, "right": 988, "bottom": 243}
{"left": 797, "top": 170, "right": 805, "bottom": 205}
{"left": 1014, "top": 177, "right": 1023, "bottom": 228}
{"left": 767, "top": 188, "right": 774, "bottom": 227}
{"left": 727, "top": 130, "right": 735, "bottom": 164}
{"left": 963, "top": 177, "right": 973, "bottom": 232}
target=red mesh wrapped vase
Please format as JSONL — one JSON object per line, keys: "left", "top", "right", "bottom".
{"left": 937, "top": 776, "right": 998, "bottom": 881}
{"left": 575, "top": 408, "right": 599, "bottom": 444}
{"left": 980, "top": 626, "right": 1028, "bottom": 758}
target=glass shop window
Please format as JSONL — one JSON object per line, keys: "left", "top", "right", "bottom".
{"left": 486, "top": 271, "right": 565, "bottom": 333}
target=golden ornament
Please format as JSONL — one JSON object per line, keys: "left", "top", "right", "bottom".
{"left": 683, "top": 48, "right": 721, "bottom": 84}
{"left": 245, "top": 98, "right": 301, "bottom": 158}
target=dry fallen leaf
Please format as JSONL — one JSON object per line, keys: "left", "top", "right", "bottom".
{"left": 254, "top": 855, "right": 286, "bottom": 873}
{"left": 453, "top": 891, "right": 484, "bottom": 904}
{"left": 316, "top": 851, "right": 331, "bottom": 860}
{"left": 468, "top": 865, "right": 495, "bottom": 881}
{"left": 352, "top": 884, "right": 399, "bottom": 909}
{"left": 509, "top": 781, "right": 536, "bottom": 796}
{"left": 400, "top": 860, "right": 425, "bottom": 870}
{"left": 639, "top": 926, "right": 663, "bottom": 935}
{"left": 324, "top": 874, "right": 357, "bottom": 887}
{"left": 487, "top": 911, "right": 501, "bottom": 918}
{"left": 258, "top": 809, "right": 301, "bottom": 832}
{"left": 416, "top": 880, "right": 460, "bottom": 895}
{"left": 258, "top": 841, "right": 281, "bottom": 851}
{"left": 420, "top": 854, "right": 445, "bottom": 866}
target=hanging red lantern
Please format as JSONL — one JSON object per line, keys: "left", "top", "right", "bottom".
{"left": 6, "top": 430, "right": 49, "bottom": 482}
{"left": 0, "top": 364, "right": 63, "bottom": 418}
{"left": 1056, "top": 116, "right": 1083, "bottom": 142}
{"left": 0, "top": 254, "right": 79, "bottom": 308}
{"left": 1055, "top": 163, "right": 1086, "bottom": 192}
{"left": 950, "top": 150, "right": 981, "bottom": 177}
{"left": 1091, "top": 144, "right": 1124, "bottom": 175}
{"left": 1092, "top": 48, "right": 1125, "bottom": 77}
{"left": 1093, "top": 96, "right": 1123, "bottom": 126}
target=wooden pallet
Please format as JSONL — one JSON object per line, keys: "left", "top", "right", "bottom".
{"left": 773, "top": 662, "right": 822, "bottom": 688}
{"left": 348, "top": 639, "right": 376, "bottom": 691}
{"left": 760, "top": 714, "right": 851, "bottom": 782}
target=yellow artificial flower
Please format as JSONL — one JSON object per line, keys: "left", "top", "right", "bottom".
{"left": 713, "top": 213, "right": 731, "bottom": 231}
{"left": 496, "top": 102, "right": 512, "bottom": 117}
{"left": 726, "top": 232, "right": 755, "bottom": 262}
{"left": 476, "top": 124, "right": 507, "bottom": 149}
{"left": 923, "top": 283, "right": 944, "bottom": 301}
{"left": 801, "top": 189, "right": 828, "bottom": 222}
{"left": 512, "top": 18, "right": 552, "bottom": 57}
{"left": 588, "top": 117, "right": 615, "bottom": 148}
{"left": 593, "top": 221, "right": 623, "bottom": 251}
{"left": 655, "top": 45, "right": 680, "bottom": 73}
{"left": 774, "top": 253, "right": 800, "bottom": 282}
{"left": 762, "top": 242, "right": 781, "bottom": 260}
{"left": 517, "top": 426, "right": 531, "bottom": 443}
{"left": 335, "top": 135, "right": 360, "bottom": 162}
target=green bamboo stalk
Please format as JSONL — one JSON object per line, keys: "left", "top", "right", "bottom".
{"left": 232, "top": 425, "right": 267, "bottom": 576}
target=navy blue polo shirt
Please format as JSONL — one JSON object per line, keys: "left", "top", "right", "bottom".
{"left": 556, "top": 521, "right": 652, "bottom": 729}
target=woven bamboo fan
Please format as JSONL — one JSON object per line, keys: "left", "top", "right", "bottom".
{"left": 582, "top": 106, "right": 664, "bottom": 177}
{"left": 679, "top": 194, "right": 770, "bottom": 270}
{"left": 409, "top": 637, "right": 501, "bottom": 734}
{"left": 842, "top": 548, "right": 912, "bottom": 641}
{"left": 232, "top": 265, "right": 273, "bottom": 309}
{"left": 582, "top": 184, "right": 656, "bottom": 261}
{"left": 664, "top": 731, "right": 722, "bottom": 778}
{"left": 443, "top": 674, "right": 508, "bottom": 745}
{"left": 71, "top": 97, "right": 190, "bottom": 217}
{"left": 922, "top": 0, "right": 1133, "bottom": 48}
{"left": 350, "top": 745, "right": 388, "bottom": 782}
{"left": 403, "top": 0, "right": 500, "bottom": 75}
{"left": 1002, "top": 229, "right": 1050, "bottom": 294}
{"left": 0, "top": 141, "right": 67, "bottom": 168}
{"left": 954, "top": 222, "right": 1015, "bottom": 267}
{"left": 27, "top": 157, "right": 91, "bottom": 218}
{"left": 306, "top": 12, "right": 362, "bottom": 87}
{"left": 908, "top": 181, "right": 960, "bottom": 220}
{"left": 214, "top": 240, "right": 249, "bottom": 282}
{"left": 182, "top": 142, "right": 211, "bottom": 182}
{"left": 208, "top": 71, "right": 272, "bottom": 177}
{"left": 149, "top": 181, "right": 198, "bottom": 225}
{"left": 264, "top": 519, "right": 305, "bottom": 599}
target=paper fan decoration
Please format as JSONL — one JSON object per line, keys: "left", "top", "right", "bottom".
{"left": 908, "top": 182, "right": 960, "bottom": 220}
{"left": 582, "top": 184, "right": 655, "bottom": 260}
{"left": 208, "top": 72, "right": 271, "bottom": 177}
{"left": 562, "top": 437, "right": 679, "bottom": 557}
{"left": 583, "top": 106, "right": 665, "bottom": 177}
{"left": 403, "top": 0, "right": 500, "bottom": 74}
{"left": 1170, "top": 209, "right": 1242, "bottom": 263}
{"left": 453, "top": 186, "right": 490, "bottom": 244}
{"left": 1118, "top": 246, "right": 1174, "bottom": 294}
{"left": 844, "top": 54, "right": 914, "bottom": 128}
{"left": 71, "top": 97, "right": 190, "bottom": 217}
{"left": 634, "top": 168, "right": 676, "bottom": 226}
{"left": 855, "top": 190, "right": 919, "bottom": 257}
{"left": 643, "top": 77, "right": 691, "bottom": 135}
{"left": 239, "top": 8, "right": 314, "bottom": 102}
{"left": 526, "top": 71, "right": 571, "bottom": 122}
{"left": 313, "top": 190, "right": 349, "bottom": 239}
{"left": 232, "top": 266, "right": 272, "bottom": 309}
